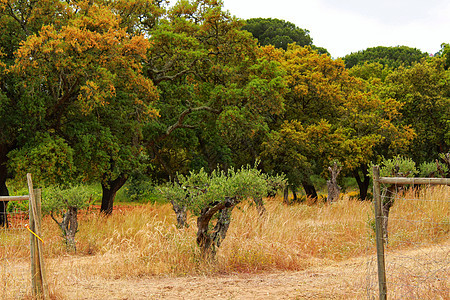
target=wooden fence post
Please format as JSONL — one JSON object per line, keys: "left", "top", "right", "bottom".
{"left": 373, "top": 166, "right": 387, "bottom": 300}
{"left": 28, "top": 174, "right": 49, "bottom": 299}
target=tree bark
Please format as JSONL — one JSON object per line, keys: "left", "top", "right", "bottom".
{"left": 302, "top": 180, "right": 317, "bottom": 200}
{"left": 210, "top": 208, "right": 232, "bottom": 249}
{"left": 252, "top": 197, "right": 266, "bottom": 217}
{"left": 292, "top": 189, "right": 298, "bottom": 202}
{"left": 196, "top": 197, "right": 235, "bottom": 259}
{"left": 382, "top": 185, "right": 396, "bottom": 244}
{"left": 171, "top": 200, "right": 188, "bottom": 228}
{"left": 283, "top": 186, "right": 289, "bottom": 204}
{"left": 51, "top": 206, "right": 78, "bottom": 251}
{"left": 100, "top": 174, "right": 128, "bottom": 215}
{"left": 353, "top": 165, "right": 370, "bottom": 200}
{"left": 0, "top": 144, "right": 10, "bottom": 227}
{"left": 327, "top": 162, "right": 342, "bottom": 203}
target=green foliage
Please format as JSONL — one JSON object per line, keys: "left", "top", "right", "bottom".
{"left": 343, "top": 46, "right": 427, "bottom": 69}
{"left": 418, "top": 153, "right": 450, "bottom": 178}
{"left": 242, "top": 18, "right": 312, "bottom": 50}
{"left": 419, "top": 162, "right": 441, "bottom": 178}
{"left": 123, "top": 173, "right": 159, "bottom": 203}
{"left": 8, "top": 133, "right": 76, "bottom": 186}
{"left": 161, "top": 165, "right": 284, "bottom": 216}
{"left": 262, "top": 120, "right": 311, "bottom": 189}
{"left": 378, "top": 156, "right": 418, "bottom": 177}
{"left": 42, "top": 185, "right": 92, "bottom": 214}
{"left": 145, "top": 2, "right": 287, "bottom": 178}
{"left": 262, "top": 44, "right": 414, "bottom": 202}
{"left": 0, "top": 0, "right": 158, "bottom": 205}
{"left": 384, "top": 58, "right": 450, "bottom": 164}
{"left": 348, "top": 62, "right": 392, "bottom": 83}
{"left": 437, "top": 43, "right": 450, "bottom": 70}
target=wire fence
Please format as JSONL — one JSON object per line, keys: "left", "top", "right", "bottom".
{"left": 0, "top": 201, "right": 31, "bottom": 299}
{"left": 368, "top": 169, "right": 449, "bottom": 299}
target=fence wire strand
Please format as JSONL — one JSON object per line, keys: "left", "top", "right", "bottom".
{"left": 367, "top": 183, "right": 449, "bottom": 299}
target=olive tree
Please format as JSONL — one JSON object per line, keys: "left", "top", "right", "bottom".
{"left": 419, "top": 153, "right": 450, "bottom": 178}
{"left": 376, "top": 156, "right": 418, "bottom": 243}
{"left": 43, "top": 185, "right": 92, "bottom": 251}
{"left": 162, "top": 166, "right": 284, "bottom": 258}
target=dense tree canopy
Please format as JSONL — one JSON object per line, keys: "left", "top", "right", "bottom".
{"left": 262, "top": 45, "right": 415, "bottom": 200}
{"left": 242, "top": 18, "right": 316, "bottom": 50}
{"left": 242, "top": 18, "right": 329, "bottom": 55}
{"left": 0, "top": 0, "right": 160, "bottom": 217}
{"left": 0, "top": 0, "right": 447, "bottom": 222}
{"left": 343, "top": 46, "right": 428, "bottom": 69}
{"left": 144, "top": 2, "right": 286, "bottom": 179}
{"left": 382, "top": 58, "right": 450, "bottom": 163}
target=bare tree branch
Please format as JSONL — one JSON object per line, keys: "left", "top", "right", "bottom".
{"left": 165, "top": 106, "right": 220, "bottom": 136}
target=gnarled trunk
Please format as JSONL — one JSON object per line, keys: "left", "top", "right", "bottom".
{"left": 197, "top": 197, "right": 235, "bottom": 259}
{"left": 210, "top": 208, "right": 232, "bottom": 249}
{"left": 382, "top": 185, "right": 397, "bottom": 244}
{"left": 100, "top": 174, "right": 128, "bottom": 215}
{"left": 302, "top": 180, "right": 317, "bottom": 200}
{"left": 52, "top": 206, "right": 78, "bottom": 251}
{"left": 253, "top": 197, "right": 266, "bottom": 217}
{"left": 353, "top": 165, "right": 370, "bottom": 200}
{"left": 171, "top": 200, "right": 188, "bottom": 228}
{"left": 327, "top": 162, "right": 342, "bottom": 203}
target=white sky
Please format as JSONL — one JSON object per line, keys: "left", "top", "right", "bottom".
{"left": 221, "top": 0, "right": 450, "bottom": 58}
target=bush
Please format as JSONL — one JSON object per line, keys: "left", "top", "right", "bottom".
{"left": 43, "top": 185, "right": 92, "bottom": 251}
{"left": 373, "top": 156, "right": 418, "bottom": 177}
{"left": 123, "top": 174, "right": 160, "bottom": 203}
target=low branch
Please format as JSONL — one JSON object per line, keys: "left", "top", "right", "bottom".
{"left": 150, "top": 59, "right": 200, "bottom": 84}
{"left": 146, "top": 105, "right": 220, "bottom": 153}
{"left": 50, "top": 211, "right": 61, "bottom": 227}
{"left": 152, "top": 69, "right": 194, "bottom": 84}
{"left": 166, "top": 106, "right": 220, "bottom": 136}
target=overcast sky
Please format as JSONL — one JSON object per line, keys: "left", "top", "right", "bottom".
{"left": 221, "top": 0, "right": 450, "bottom": 58}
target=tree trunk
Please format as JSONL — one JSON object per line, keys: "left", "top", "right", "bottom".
{"left": 253, "top": 197, "right": 266, "bottom": 217}
{"left": 0, "top": 144, "right": 9, "bottom": 227}
{"left": 61, "top": 207, "right": 78, "bottom": 251}
{"left": 196, "top": 198, "right": 235, "bottom": 259}
{"left": 51, "top": 206, "right": 78, "bottom": 251}
{"left": 211, "top": 208, "right": 232, "bottom": 249}
{"left": 292, "top": 189, "right": 298, "bottom": 202}
{"left": 283, "top": 186, "right": 289, "bottom": 204}
{"left": 327, "top": 162, "right": 342, "bottom": 203}
{"left": 353, "top": 165, "right": 370, "bottom": 200}
{"left": 302, "top": 180, "right": 317, "bottom": 200}
{"left": 382, "top": 185, "right": 396, "bottom": 244}
{"left": 100, "top": 174, "right": 128, "bottom": 215}
{"left": 197, "top": 213, "right": 213, "bottom": 258}
{"left": 171, "top": 200, "right": 188, "bottom": 228}
{"left": 0, "top": 201, "right": 7, "bottom": 227}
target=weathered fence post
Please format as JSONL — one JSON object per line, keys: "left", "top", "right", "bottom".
{"left": 373, "top": 166, "right": 387, "bottom": 300}
{"left": 28, "top": 174, "right": 49, "bottom": 299}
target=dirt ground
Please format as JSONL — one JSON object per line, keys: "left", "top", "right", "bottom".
{"left": 54, "top": 256, "right": 372, "bottom": 299}
{"left": 50, "top": 242, "right": 449, "bottom": 300}
{"left": 2, "top": 242, "right": 448, "bottom": 299}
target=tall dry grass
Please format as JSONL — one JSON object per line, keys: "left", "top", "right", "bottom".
{"left": 34, "top": 186, "right": 450, "bottom": 277}
{"left": 37, "top": 196, "right": 376, "bottom": 278}
{"left": 388, "top": 185, "right": 450, "bottom": 248}
{"left": 1, "top": 186, "right": 448, "bottom": 298}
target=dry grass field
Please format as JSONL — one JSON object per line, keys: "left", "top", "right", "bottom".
{"left": 1, "top": 186, "right": 449, "bottom": 299}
